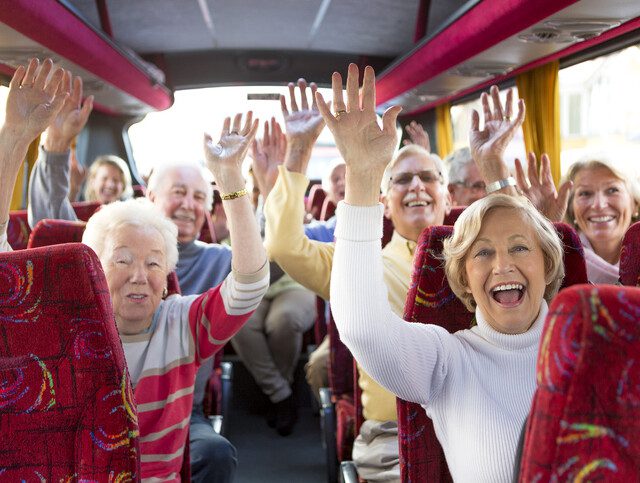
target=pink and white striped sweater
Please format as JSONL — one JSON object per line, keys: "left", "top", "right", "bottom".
{"left": 120, "top": 264, "right": 269, "bottom": 482}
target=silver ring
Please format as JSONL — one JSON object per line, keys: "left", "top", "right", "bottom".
{"left": 229, "top": 130, "right": 239, "bottom": 135}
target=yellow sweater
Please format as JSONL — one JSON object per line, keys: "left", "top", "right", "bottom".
{"left": 265, "top": 166, "right": 416, "bottom": 422}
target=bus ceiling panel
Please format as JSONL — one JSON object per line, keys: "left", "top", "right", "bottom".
{"left": 65, "top": 0, "right": 420, "bottom": 58}
{"left": 376, "top": 0, "right": 640, "bottom": 113}
{"left": 0, "top": 0, "right": 173, "bottom": 114}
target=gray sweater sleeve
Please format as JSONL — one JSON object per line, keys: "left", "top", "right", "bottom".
{"left": 27, "top": 148, "right": 78, "bottom": 229}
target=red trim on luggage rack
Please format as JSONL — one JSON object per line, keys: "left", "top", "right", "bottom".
{"left": 375, "top": 0, "right": 578, "bottom": 105}
{"left": 403, "top": 15, "right": 640, "bottom": 116}
{"left": 0, "top": 0, "right": 172, "bottom": 111}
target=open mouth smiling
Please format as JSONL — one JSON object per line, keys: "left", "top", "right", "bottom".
{"left": 490, "top": 283, "right": 525, "bottom": 307}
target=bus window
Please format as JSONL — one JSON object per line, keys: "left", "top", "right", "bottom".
{"left": 128, "top": 85, "right": 339, "bottom": 182}
{"left": 450, "top": 88, "right": 526, "bottom": 167}
{"left": 559, "top": 45, "right": 640, "bottom": 176}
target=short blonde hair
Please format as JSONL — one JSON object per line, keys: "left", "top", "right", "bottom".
{"left": 84, "top": 155, "right": 133, "bottom": 202}
{"left": 82, "top": 198, "right": 178, "bottom": 272}
{"left": 443, "top": 194, "right": 564, "bottom": 312}
{"left": 381, "top": 145, "right": 448, "bottom": 193}
{"left": 563, "top": 154, "right": 640, "bottom": 228}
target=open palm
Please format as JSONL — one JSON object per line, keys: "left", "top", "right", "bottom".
{"left": 47, "top": 73, "right": 93, "bottom": 148}
{"left": 5, "top": 59, "right": 67, "bottom": 143}
{"left": 205, "top": 112, "right": 259, "bottom": 172}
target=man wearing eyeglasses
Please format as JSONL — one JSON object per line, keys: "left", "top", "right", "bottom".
{"left": 446, "top": 147, "right": 487, "bottom": 206}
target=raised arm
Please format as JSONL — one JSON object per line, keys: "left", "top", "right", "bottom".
{"left": 27, "top": 71, "right": 93, "bottom": 228}
{"left": 317, "top": 64, "right": 456, "bottom": 404}
{"left": 250, "top": 117, "right": 286, "bottom": 199}
{"left": 1, "top": 59, "right": 67, "bottom": 250}
{"left": 204, "top": 111, "right": 267, "bottom": 276}
{"left": 402, "top": 120, "right": 431, "bottom": 151}
{"left": 469, "top": 86, "right": 524, "bottom": 196}
{"left": 263, "top": 78, "right": 335, "bottom": 300}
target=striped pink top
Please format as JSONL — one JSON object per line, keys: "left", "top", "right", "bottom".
{"left": 120, "top": 264, "right": 269, "bottom": 482}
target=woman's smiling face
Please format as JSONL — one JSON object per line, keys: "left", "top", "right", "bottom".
{"left": 464, "top": 207, "right": 546, "bottom": 334}
{"left": 571, "top": 166, "right": 636, "bottom": 251}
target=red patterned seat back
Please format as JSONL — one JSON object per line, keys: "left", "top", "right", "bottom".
{"left": 443, "top": 206, "right": 465, "bottom": 225}
{"left": 71, "top": 200, "right": 102, "bottom": 221}
{"left": 28, "top": 219, "right": 87, "bottom": 248}
{"left": 306, "top": 184, "right": 326, "bottom": 221}
{"left": 619, "top": 221, "right": 640, "bottom": 286}
{"left": 0, "top": 243, "right": 140, "bottom": 480}
{"left": 519, "top": 284, "right": 640, "bottom": 482}
{"left": 132, "top": 184, "right": 146, "bottom": 197}
{"left": 397, "top": 223, "right": 589, "bottom": 482}
{"left": 320, "top": 197, "right": 336, "bottom": 221}
{"left": 7, "top": 210, "right": 31, "bottom": 250}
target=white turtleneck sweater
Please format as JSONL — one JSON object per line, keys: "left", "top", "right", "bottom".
{"left": 330, "top": 202, "right": 546, "bottom": 483}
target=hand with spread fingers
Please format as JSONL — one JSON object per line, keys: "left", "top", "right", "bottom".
{"left": 469, "top": 86, "right": 525, "bottom": 189}
{"left": 45, "top": 71, "right": 94, "bottom": 153}
{"left": 281, "top": 78, "right": 326, "bottom": 174}
{"left": 515, "top": 152, "right": 572, "bottom": 222}
{"left": 250, "top": 117, "right": 286, "bottom": 197}
{"left": 204, "top": 111, "right": 259, "bottom": 194}
{"left": 3, "top": 58, "right": 68, "bottom": 146}
{"left": 315, "top": 64, "right": 402, "bottom": 206}
{"left": 403, "top": 120, "right": 431, "bottom": 151}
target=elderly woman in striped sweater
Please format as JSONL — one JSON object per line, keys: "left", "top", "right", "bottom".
{"left": 81, "top": 112, "right": 269, "bottom": 482}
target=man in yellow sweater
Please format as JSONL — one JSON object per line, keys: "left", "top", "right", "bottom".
{"left": 263, "top": 79, "right": 451, "bottom": 481}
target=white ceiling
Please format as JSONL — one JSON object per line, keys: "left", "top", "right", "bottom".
{"left": 67, "top": 0, "right": 420, "bottom": 56}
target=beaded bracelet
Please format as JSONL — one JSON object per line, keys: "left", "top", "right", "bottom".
{"left": 220, "top": 188, "right": 248, "bottom": 200}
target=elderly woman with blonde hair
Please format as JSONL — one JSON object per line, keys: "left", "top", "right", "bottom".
{"left": 83, "top": 154, "right": 133, "bottom": 203}
{"left": 319, "top": 65, "right": 564, "bottom": 482}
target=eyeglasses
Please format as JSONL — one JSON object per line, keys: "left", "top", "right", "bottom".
{"left": 453, "top": 180, "right": 486, "bottom": 193}
{"left": 390, "top": 170, "right": 443, "bottom": 186}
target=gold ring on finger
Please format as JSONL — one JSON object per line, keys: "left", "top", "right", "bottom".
{"left": 503, "top": 115, "right": 511, "bottom": 122}
{"left": 230, "top": 130, "right": 239, "bottom": 135}
{"left": 336, "top": 109, "right": 347, "bottom": 119}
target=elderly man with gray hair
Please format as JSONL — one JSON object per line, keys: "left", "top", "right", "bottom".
{"left": 446, "top": 147, "right": 487, "bottom": 206}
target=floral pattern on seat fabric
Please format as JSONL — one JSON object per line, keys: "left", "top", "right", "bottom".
{"left": 519, "top": 285, "right": 640, "bottom": 482}
{"left": 619, "top": 221, "right": 640, "bottom": 286}
{"left": 7, "top": 210, "right": 30, "bottom": 250}
{"left": 0, "top": 243, "right": 140, "bottom": 481}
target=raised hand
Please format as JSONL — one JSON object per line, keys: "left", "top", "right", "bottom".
{"left": 250, "top": 117, "right": 286, "bottom": 197}
{"left": 4, "top": 58, "right": 67, "bottom": 145}
{"left": 204, "top": 111, "right": 259, "bottom": 193}
{"left": 469, "top": 85, "right": 525, "bottom": 183}
{"left": 403, "top": 120, "right": 431, "bottom": 151}
{"left": 515, "top": 152, "right": 572, "bottom": 222}
{"left": 280, "top": 78, "right": 326, "bottom": 173}
{"left": 315, "top": 63, "right": 402, "bottom": 205}
{"left": 68, "top": 147, "right": 87, "bottom": 201}
{"left": 45, "top": 72, "right": 94, "bottom": 153}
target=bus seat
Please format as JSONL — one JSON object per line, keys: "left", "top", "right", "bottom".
{"left": 0, "top": 243, "right": 140, "bottom": 480}
{"left": 443, "top": 206, "right": 465, "bottom": 225}
{"left": 28, "top": 219, "right": 87, "bottom": 248}
{"left": 397, "top": 222, "right": 589, "bottom": 482}
{"left": 320, "top": 197, "right": 336, "bottom": 221}
{"left": 71, "top": 200, "right": 102, "bottom": 221}
{"left": 619, "top": 221, "right": 640, "bottom": 285}
{"left": 306, "top": 183, "right": 326, "bottom": 221}
{"left": 518, "top": 284, "right": 640, "bottom": 482}
{"left": 132, "top": 184, "right": 147, "bottom": 197}
{"left": 382, "top": 216, "right": 394, "bottom": 248}
{"left": 7, "top": 210, "right": 30, "bottom": 250}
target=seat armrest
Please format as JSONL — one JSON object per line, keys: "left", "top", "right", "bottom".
{"left": 340, "top": 461, "right": 359, "bottom": 483}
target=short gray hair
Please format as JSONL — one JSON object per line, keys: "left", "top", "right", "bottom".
{"left": 321, "top": 158, "right": 346, "bottom": 193}
{"left": 443, "top": 194, "right": 564, "bottom": 312}
{"left": 445, "top": 148, "right": 474, "bottom": 185}
{"left": 82, "top": 198, "right": 179, "bottom": 272}
{"left": 147, "top": 162, "right": 214, "bottom": 210}
{"left": 381, "top": 145, "right": 448, "bottom": 193}
{"left": 563, "top": 153, "right": 640, "bottom": 228}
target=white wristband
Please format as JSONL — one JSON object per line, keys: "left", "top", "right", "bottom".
{"left": 485, "top": 176, "right": 516, "bottom": 194}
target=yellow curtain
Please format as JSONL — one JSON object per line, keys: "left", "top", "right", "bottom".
{"left": 435, "top": 102, "right": 454, "bottom": 159}
{"left": 10, "top": 135, "right": 40, "bottom": 210}
{"left": 516, "top": 61, "right": 561, "bottom": 185}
